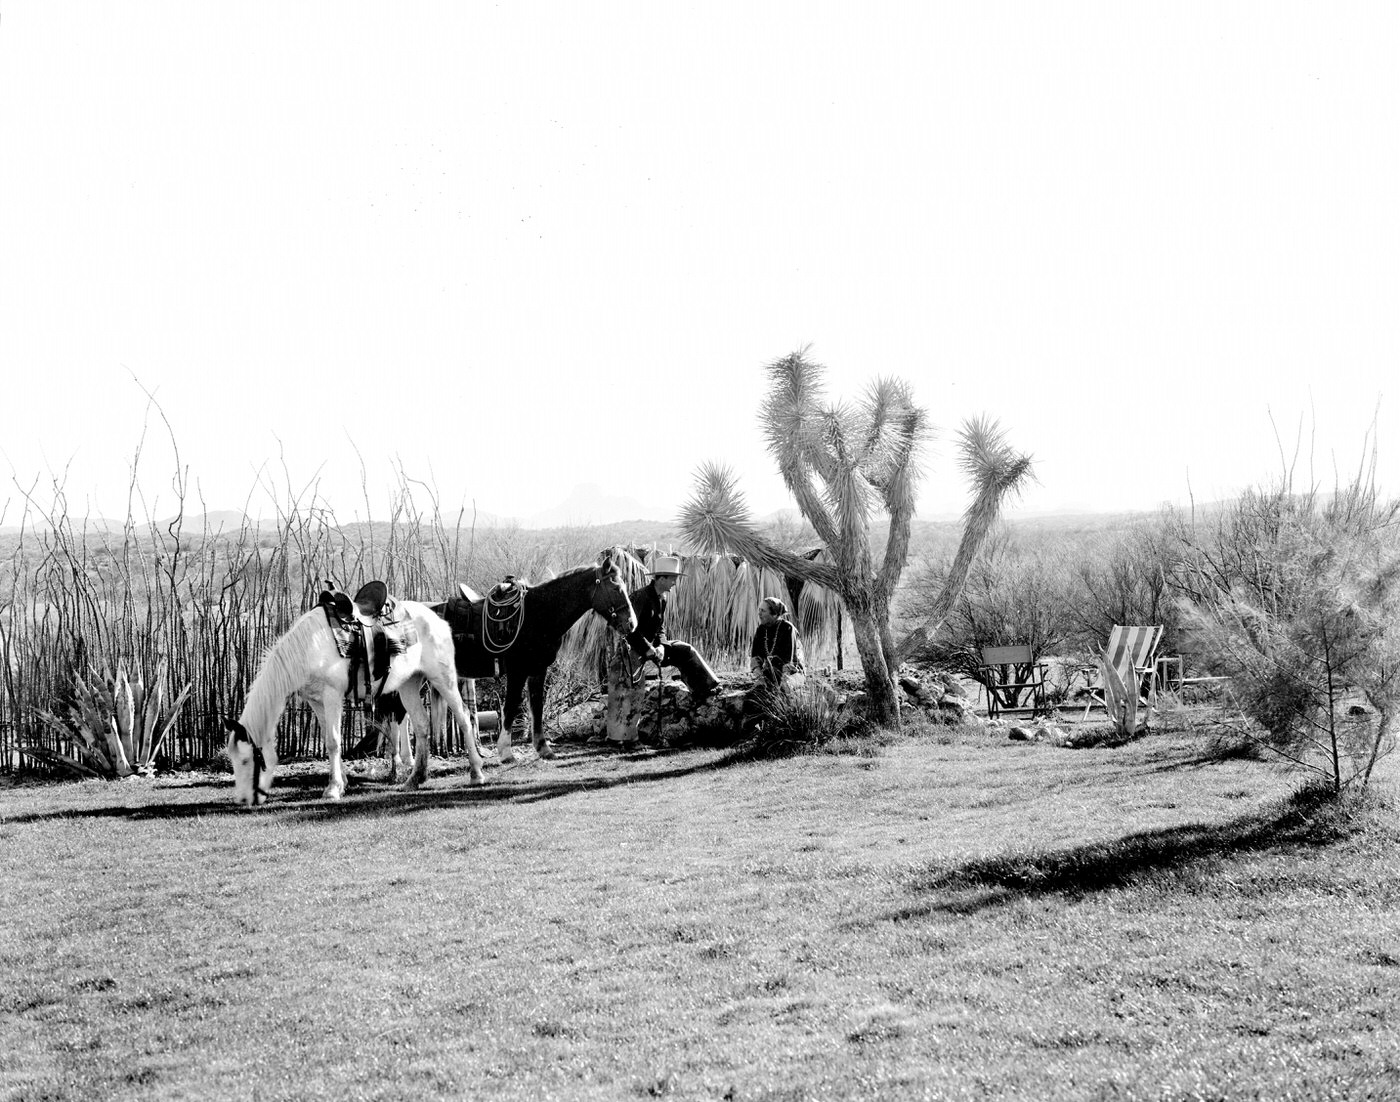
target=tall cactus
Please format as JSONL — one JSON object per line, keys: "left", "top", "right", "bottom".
{"left": 680, "top": 350, "right": 1032, "bottom": 727}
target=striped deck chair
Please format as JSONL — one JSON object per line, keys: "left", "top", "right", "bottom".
{"left": 1081, "top": 625, "right": 1165, "bottom": 721}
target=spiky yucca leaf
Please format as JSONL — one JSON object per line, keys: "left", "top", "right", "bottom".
{"left": 144, "top": 681, "right": 193, "bottom": 770}
{"left": 138, "top": 680, "right": 164, "bottom": 765}
{"left": 18, "top": 746, "right": 105, "bottom": 779}
{"left": 113, "top": 668, "right": 136, "bottom": 767}
{"left": 958, "top": 416, "right": 1036, "bottom": 508}
{"left": 761, "top": 349, "right": 826, "bottom": 453}
{"left": 819, "top": 410, "right": 878, "bottom": 552}
{"left": 759, "top": 353, "right": 843, "bottom": 546}
{"left": 679, "top": 463, "right": 843, "bottom": 592}
{"left": 88, "top": 673, "right": 132, "bottom": 777}
{"left": 858, "top": 377, "right": 927, "bottom": 491}
{"left": 74, "top": 675, "right": 107, "bottom": 758}
{"left": 1100, "top": 649, "right": 1140, "bottom": 736}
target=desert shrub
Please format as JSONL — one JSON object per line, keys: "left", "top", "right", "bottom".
{"left": 900, "top": 525, "right": 1078, "bottom": 683}
{"left": 737, "top": 684, "right": 874, "bottom": 759}
{"left": 1068, "top": 516, "right": 1185, "bottom": 657}
{"left": 540, "top": 650, "right": 604, "bottom": 730}
{"left": 1171, "top": 462, "right": 1400, "bottom": 790}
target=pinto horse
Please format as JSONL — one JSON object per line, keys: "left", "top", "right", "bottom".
{"left": 223, "top": 599, "right": 484, "bottom": 806}
{"left": 443, "top": 548, "right": 637, "bottom": 761}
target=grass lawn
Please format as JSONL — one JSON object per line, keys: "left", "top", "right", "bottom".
{"left": 2, "top": 713, "right": 1398, "bottom": 1101}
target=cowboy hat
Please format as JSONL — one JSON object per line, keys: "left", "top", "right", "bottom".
{"left": 648, "top": 554, "right": 684, "bottom": 577}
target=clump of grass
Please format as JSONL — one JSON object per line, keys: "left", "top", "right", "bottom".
{"left": 1060, "top": 723, "right": 1146, "bottom": 750}
{"left": 734, "top": 685, "right": 875, "bottom": 760}
{"left": 899, "top": 706, "right": 980, "bottom": 746}
{"left": 1201, "top": 723, "right": 1271, "bottom": 762}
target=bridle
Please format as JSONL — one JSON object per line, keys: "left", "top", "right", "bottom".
{"left": 234, "top": 729, "right": 272, "bottom": 806}
{"left": 594, "top": 567, "right": 636, "bottom": 633}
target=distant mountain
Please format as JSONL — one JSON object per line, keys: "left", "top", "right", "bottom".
{"left": 0, "top": 515, "right": 125, "bottom": 536}
{"left": 526, "top": 518, "right": 682, "bottom": 550}
{"left": 524, "top": 483, "right": 676, "bottom": 529}
{"left": 165, "top": 510, "right": 258, "bottom": 533}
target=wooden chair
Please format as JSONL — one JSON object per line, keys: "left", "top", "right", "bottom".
{"left": 976, "top": 644, "right": 1048, "bottom": 720}
{"left": 1081, "top": 625, "right": 1164, "bottom": 719}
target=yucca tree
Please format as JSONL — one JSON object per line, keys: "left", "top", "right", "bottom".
{"left": 680, "top": 350, "right": 1032, "bottom": 726}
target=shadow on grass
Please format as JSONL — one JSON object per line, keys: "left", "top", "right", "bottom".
{"left": 0, "top": 742, "right": 755, "bottom": 826}
{"left": 886, "top": 783, "right": 1377, "bottom": 920}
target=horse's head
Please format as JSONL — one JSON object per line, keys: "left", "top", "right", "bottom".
{"left": 223, "top": 718, "right": 277, "bottom": 807}
{"left": 592, "top": 549, "right": 638, "bottom": 635}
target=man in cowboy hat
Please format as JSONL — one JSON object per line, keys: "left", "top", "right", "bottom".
{"left": 625, "top": 553, "right": 720, "bottom": 706}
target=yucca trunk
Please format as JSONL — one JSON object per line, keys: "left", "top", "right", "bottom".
{"left": 847, "top": 595, "right": 899, "bottom": 725}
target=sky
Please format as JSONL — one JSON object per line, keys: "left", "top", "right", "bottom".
{"left": 2, "top": 3, "right": 1396, "bottom": 530}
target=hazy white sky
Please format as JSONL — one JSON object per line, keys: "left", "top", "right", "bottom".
{"left": 2, "top": 3, "right": 1396, "bottom": 528}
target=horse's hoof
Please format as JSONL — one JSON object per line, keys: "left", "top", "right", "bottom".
{"left": 499, "top": 751, "right": 517, "bottom": 765}
{"left": 324, "top": 786, "right": 344, "bottom": 800}
{"left": 400, "top": 776, "right": 423, "bottom": 792}
{"left": 536, "top": 741, "right": 558, "bottom": 760}
{"left": 468, "top": 770, "right": 485, "bottom": 787}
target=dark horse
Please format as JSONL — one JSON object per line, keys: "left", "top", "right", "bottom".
{"left": 438, "top": 548, "right": 637, "bottom": 761}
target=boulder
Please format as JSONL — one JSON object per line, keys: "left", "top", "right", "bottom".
{"left": 940, "top": 679, "right": 969, "bottom": 700}
{"left": 1035, "top": 724, "right": 1071, "bottom": 746}
{"left": 936, "top": 695, "right": 969, "bottom": 719}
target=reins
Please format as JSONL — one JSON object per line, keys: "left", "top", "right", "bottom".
{"left": 621, "top": 647, "right": 650, "bottom": 687}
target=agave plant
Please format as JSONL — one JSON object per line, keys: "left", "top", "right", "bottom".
{"left": 26, "top": 666, "right": 193, "bottom": 779}
{"left": 1099, "top": 649, "right": 1142, "bottom": 737}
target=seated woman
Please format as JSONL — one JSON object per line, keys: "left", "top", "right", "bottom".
{"left": 745, "top": 597, "right": 806, "bottom": 733}
{"left": 750, "top": 596, "right": 805, "bottom": 689}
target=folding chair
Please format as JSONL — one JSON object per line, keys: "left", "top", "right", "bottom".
{"left": 1081, "top": 625, "right": 1164, "bottom": 720}
{"left": 976, "top": 644, "right": 1048, "bottom": 720}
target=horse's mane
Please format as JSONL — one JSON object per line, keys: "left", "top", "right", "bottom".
{"left": 541, "top": 562, "right": 598, "bottom": 585}
{"left": 238, "top": 609, "right": 329, "bottom": 741}
{"left": 529, "top": 548, "right": 645, "bottom": 591}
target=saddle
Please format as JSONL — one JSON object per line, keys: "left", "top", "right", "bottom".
{"left": 432, "top": 576, "right": 528, "bottom": 680}
{"left": 316, "top": 581, "right": 419, "bottom": 704}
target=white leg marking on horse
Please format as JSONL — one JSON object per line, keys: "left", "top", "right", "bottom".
{"left": 320, "top": 691, "right": 346, "bottom": 799}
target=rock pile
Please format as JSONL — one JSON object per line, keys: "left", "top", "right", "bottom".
{"left": 552, "top": 666, "right": 985, "bottom": 748}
